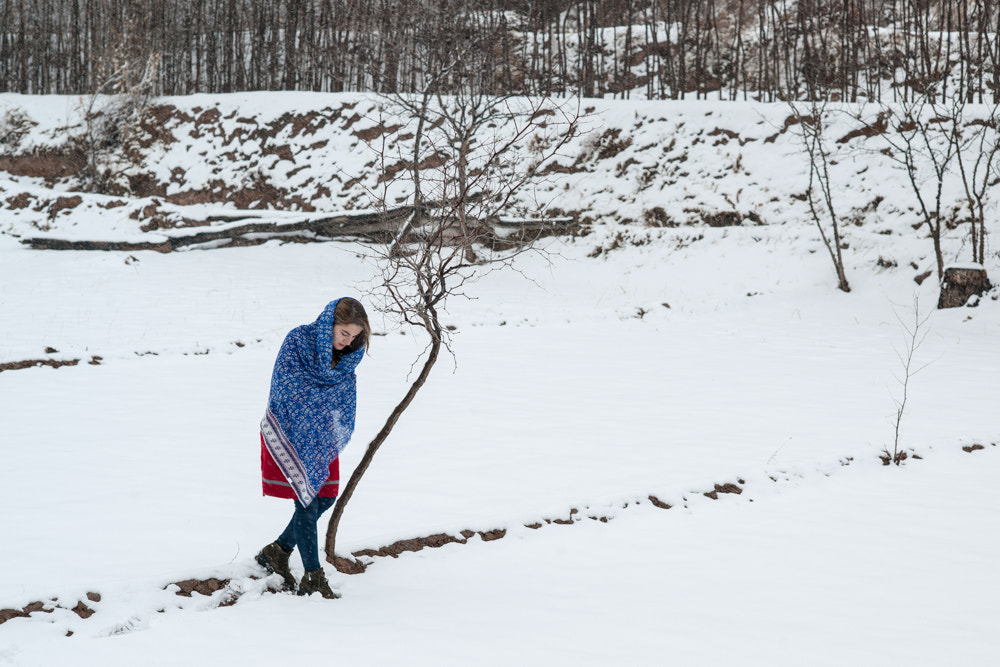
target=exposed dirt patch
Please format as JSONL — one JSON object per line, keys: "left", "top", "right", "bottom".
{"left": 262, "top": 144, "right": 295, "bottom": 162}
{"left": 355, "top": 122, "right": 403, "bottom": 143}
{"left": 837, "top": 110, "right": 891, "bottom": 143}
{"left": 164, "top": 575, "right": 278, "bottom": 609}
{"left": 71, "top": 600, "right": 96, "bottom": 619}
{"left": 0, "top": 592, "right": 100, "bottom": 626}
{"left": 534, "top": 159, "right": 583, "bottom": 176}
{"left": 764, "top": 115, "right": 808, "bottom": 143}
{"left": 0, "top": 602, "right": 49, "bottom": 624}
{"left": 128, "top": 173, "right": 167, "bottom": 198}
{"left": 377, "top": 151, "right": 449, "bottom": 184}
{"left": 643, "top": 207, "right": 678, "bottom": 228}
{"left": 708, "top": 127, "right": 740, "bottom": 145}
{"left": 257, "top": 110, "right": 335, "bottom": 141}
{"left": 151, "top": 176, "right": 318, "bottom": 211}
{"left": 703, "top": 211, "right": 744, "bottom": 227}
{"left": 0, "top": 352, "right": 104, "bottom": 372}
{"left": 171, "top": 578, "right": 231, "bottom": 597}
{"left": 194, "top": 107, "right": 223, "bottom": 130}
{"left": 550, "top": 508, "right": 579, "bottom": 525}
{"left": 48, "top": 195, "right": 82, "bottom": 218}
{"left": 478, "top": 529, "right": 507, "bottom": 541}
{"left": 615, "top": 157, "right": 640, "bottom": 178}
{"left": 285, "top": 110, "right": 332, "bottom": 138}
{"left": 133, "top": 105, "right": 184, "bottom": 147}
{"left": 0, "top": 149, "right": 85, "bottom": 181}
{"left": 352, "top": 532, "right": 467, "bottom": 561}
{"left": 648, "top": 495, "right": 673, "bottom": 509}
{"left": 163, "top": 182, "right": 232, "bottom": 206}
{"left": 593, "top": 127, "right": 633, "bottom": 160}
{"left": 880, "top": 450, "right": 909, "bottom": 465}
{"left": 6, "top": 192, "right": 33, "bottom": 209}
{"left": 334, "top": 527, "right": 515, "bottom": 574}
{"left": 331, "top": 555, "right": 367, "bottom": 574}
{"left": 703, "top": 481, "right": 744, "bottom": 499}
{"left": 0, "top": 358, "right": 80, "bottom": 373}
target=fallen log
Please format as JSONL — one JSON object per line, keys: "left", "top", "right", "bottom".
{"left": 22, "top": 206, "right": 413, "bottom": 252}
{"left": 21, "top": 206, "right": 577, "bottom": 253}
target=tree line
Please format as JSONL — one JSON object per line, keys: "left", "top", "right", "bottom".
{"left": 3, "top": 0, "right": 999, "bottom": 102}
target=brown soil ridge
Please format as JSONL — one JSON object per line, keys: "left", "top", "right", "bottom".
{"left": 0, "top": 479, "right": 747, "bottom": 624}
{"left": 0, "top": 355, "right": 102, "bottom": 373}
{"left": 333, "top": 479, "right": 746, "bottom": 574}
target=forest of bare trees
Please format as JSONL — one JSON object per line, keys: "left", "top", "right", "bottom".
{"left": 2, "top": 0, "right": 999, "bottom": 102}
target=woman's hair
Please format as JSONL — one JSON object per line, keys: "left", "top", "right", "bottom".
{"left": 331, "top": 297, "right": 371, "bottom": 367}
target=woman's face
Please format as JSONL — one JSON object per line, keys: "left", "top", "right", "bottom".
{"left": 333, "top": 323, "right": 364, "bottom": 351}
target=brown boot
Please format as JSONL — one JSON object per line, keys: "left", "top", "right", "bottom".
{"left": 297, "top": 569, "right": 340, "bottom": 599}
{"left": 255, "top": 542, "right": 296, "bottom": 590}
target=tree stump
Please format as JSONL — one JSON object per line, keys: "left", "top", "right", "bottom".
{"left": 937, "top": 265, "right": 991, "bottom": 309}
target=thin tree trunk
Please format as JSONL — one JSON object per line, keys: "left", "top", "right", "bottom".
{"left": 325, "top": 326, "right": 442, "bottom": 570}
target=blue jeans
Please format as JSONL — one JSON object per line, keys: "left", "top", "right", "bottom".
{"left": 275, "top": 495, "right": 337, "bottom": 572}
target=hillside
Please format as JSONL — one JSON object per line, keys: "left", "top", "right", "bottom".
{"left": 1, "top": 92, "right": 994, "bottom": 275}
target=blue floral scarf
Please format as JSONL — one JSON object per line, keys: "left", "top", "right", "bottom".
{"left": 260, "top": 299, "right": 364, "bottom": 506}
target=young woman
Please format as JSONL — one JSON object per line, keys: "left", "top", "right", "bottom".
{"left": 255, "top": 297, "right": 371, "bottom": 599}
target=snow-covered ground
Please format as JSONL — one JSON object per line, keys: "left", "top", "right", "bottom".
{"left": 1, "top": 94, "right": 999, "bottom": 665}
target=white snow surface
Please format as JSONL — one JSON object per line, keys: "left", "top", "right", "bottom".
{"left": 1, "top": 93, "right": 999, "bottom": 665}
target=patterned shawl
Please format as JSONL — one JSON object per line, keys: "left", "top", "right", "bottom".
{"left": 260, "top": 299, "right": 364, "bottom": 506}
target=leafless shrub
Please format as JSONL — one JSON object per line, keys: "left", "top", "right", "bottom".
{"left": 0, "top": 107, "right": 35, "bottom": 150}
{"left": 78, "top": 51, "right": 161, "bottom": 192}
{"left": 883, "top": 295, "right": 932, "bottom": 466}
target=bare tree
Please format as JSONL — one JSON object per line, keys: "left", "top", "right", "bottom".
{"left": 324, "top": 94, "right": 582, "bottom": 572}
{"left": 873, "top": 98, "right": 960, "bottom": 280}
{"left": 951, "top": 99, "right": 1000, "bottom": 265}
{"left": 791, "top": 99, "right": 851, "bottom": 292}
